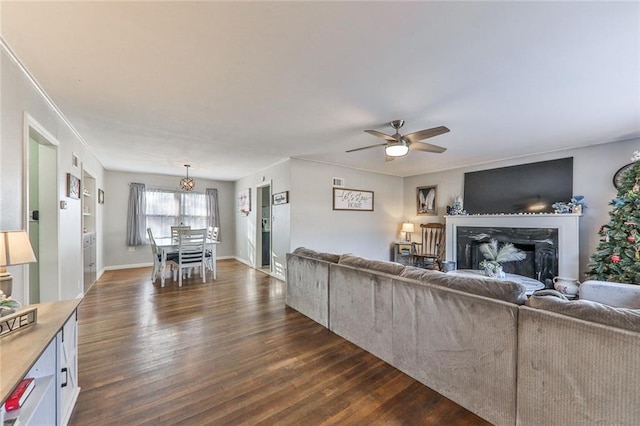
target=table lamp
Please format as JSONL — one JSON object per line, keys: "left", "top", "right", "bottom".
{"left": 0, "top": 230, "right": 37, "bottom": 297}
{"left": 401, "top": 222, "right": 415, "bottom": 242}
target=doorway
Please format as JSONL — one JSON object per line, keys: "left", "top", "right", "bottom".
{"left": 256, "top": 183, "right": 271, "bottom": 271}
{"left": 25, "top": 114, "right": 60, "bottom": 304}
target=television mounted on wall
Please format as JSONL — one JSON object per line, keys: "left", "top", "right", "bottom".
{"left": 463, "top": 157, "right": 573, "bottom": 215}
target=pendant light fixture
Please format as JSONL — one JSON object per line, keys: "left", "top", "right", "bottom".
{"left": 180, "top": 164, "right": 195, "bottom": 191}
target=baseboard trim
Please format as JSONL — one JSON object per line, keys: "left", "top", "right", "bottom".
{"left": 104, "top": 256, "right": 237, "bottom": 272}
{"left": 102, "top": 257, "right": 284, "bottom": 281}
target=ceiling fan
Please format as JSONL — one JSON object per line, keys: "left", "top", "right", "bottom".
{"left": 347, "top": 120, "right": 450, "bottom": 160}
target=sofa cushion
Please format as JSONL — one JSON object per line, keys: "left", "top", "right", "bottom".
{"left": 526, "top": 293, "right": 640, "bottom": 333}
{"left": 579, "top": 280, "right": 640, "bottom": 308}
{"left": 292, "top": 247, "right": 340, "bottom": 263}
{"left": 338, "top": 254, "right": 406, "bottom": 276}
{"left": 400, "top": 266, "right": 527, "bottom": 305}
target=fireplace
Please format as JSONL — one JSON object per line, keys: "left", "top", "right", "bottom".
{"left": 456, "top": 226, "right": 558, "bottom": 286}
{"left": 445, "top": 214, "right": 581, "bottom": 283}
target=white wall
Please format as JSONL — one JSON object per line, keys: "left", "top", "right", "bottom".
{"left": 234, "top": 160, "right": 291, "bottom": 280}
{"left": 290, "top": 159, "right": 404, "bottom": 261}
{"left": 403, "top": 138, "right": 640, "bottom": 279}
{"left": 103, "top": 170, "right": 236, "bottom": 268}
{"left": 234, "top": 158, "right": 403, "bottom": 275}
{"left": 1, "top": 43, "right": 105, "bottom": 303}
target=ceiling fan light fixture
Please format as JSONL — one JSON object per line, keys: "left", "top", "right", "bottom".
{"left": 385, "top": 143, "right": 409, "bottom": 157}
{"left": 180, "top": 164, "right": 195, "bottom": 191}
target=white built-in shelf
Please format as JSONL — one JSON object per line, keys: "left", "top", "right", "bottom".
{"left": 3, "top": 375, "right": 55, "bottom": 425}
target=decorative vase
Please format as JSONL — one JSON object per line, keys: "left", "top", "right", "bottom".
{"left": 483, "top": 262, "right": 505, "bottom": 279}
{"left": 553, "top": 277, "right": 580, "bottom": 296}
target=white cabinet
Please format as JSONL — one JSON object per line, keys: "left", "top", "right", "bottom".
{"left": 57, "top": 312, "right": 79, "bottom": 425}
{"left": 4, "top": 340, "right": 57, "bottom": 425}
{"left": 1, "top": 300, "right": 81, "bottom": 426}
{"left": 81, "top": 171, "right": 95, "bottom": 234}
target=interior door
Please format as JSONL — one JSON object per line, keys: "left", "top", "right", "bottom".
{"left": 256, "top": 182, "right": 272, "bottom": 271}
{"left": 26, "top": 117, "right": 60, "bottom": 304}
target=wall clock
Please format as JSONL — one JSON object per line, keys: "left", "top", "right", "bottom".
{"left": 613, "top": 163, "right": 635, "bottom": 189}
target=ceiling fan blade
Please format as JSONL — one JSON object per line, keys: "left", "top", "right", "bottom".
{"left": 364, "top": 130, "right": 397, "bottom": 142}
{"left": 403, "top": 126, "right": 450, "bottom": 143}
{"left": 408, "top": 141, "right": 447, "bottom": 153}
{"left": 346, "top": 142, "right": 387, "bottom": 153}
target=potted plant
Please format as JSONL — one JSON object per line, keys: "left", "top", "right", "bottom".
{"left": 0, "top": 290, "right": 20, "bottom": 317}
{"left": 479, "top": 239, "right": 526, "bottom": 279}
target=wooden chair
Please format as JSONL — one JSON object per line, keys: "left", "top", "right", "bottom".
{"left": 171, "top": 225, "right": 191, "bottom": 242}
{"left": 176, "top": 228, "right": 207, "bottom": 287}
{"left": 147, "top": 228, "right": 177, "bottom": 284}
{"left": 414, "top": 223, "right": 445, "bottom": 270}
{"left": 206, "top": 226, "right": 219, "bottom": 242}
{"left": 205, "top": 226, "right": 219, "bottom": 276}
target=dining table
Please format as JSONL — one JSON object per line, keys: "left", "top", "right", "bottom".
{"left": 155, "top": 236, "right": 219, "bottom": 286}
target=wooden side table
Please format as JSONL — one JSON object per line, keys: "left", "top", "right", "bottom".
{"left": 393, "top": 242, "right": 418, "bottom": 266}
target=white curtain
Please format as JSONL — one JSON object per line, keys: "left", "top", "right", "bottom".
{"left": 145, "top": 188, "right": 208, "bottom": 239}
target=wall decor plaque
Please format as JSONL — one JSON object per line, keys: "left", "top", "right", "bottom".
{"left": 333, "top": 188, "right": 374, "bottom": 211}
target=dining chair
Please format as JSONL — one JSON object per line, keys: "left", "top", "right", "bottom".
{"left": 176, "top": 228, "right": 207, "bottom": 287}
{"left": 205, "top": 226, "right": 219, "bottom": 275}
{"left": 171, "top": 225, "right": 191, "bottom": 242}
{"left": 413, "top": 223, "right": 445, "bottom": 270}
{"left": 147, "top": 228, "right": 177, "bottom": 284}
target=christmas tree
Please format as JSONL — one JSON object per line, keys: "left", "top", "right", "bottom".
{"left": 587, "top": 152, "right": 640, "bottom": 284}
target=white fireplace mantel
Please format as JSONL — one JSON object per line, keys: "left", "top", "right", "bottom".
{"left": 445, "top": 214, "right": 581, "bottom": 279}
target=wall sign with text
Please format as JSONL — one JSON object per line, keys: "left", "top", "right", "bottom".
{"left": 333, "top": 188, "right": 374, "bottom": 211}
{"left": 272, "top": 191, "right": 289, "bottom": 205}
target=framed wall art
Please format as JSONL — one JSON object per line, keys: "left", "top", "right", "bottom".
{"left": 417, "top": 185, "right": 437, "bottom": 215}
{"left": 272, "top": 191, "right": 289, "bottom": 205}
{"left": 238, "top": 188, "right": 251, "bottom": 215}
{"left": 67, "top": 173, "right": 81, "bottom": 199}
{"left": 333, "top": 188, "right": 374, "bottom": 211}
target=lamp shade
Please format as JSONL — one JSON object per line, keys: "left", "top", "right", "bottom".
{"left": 385, "top": 144, "right": 409, "bottom": 157}
{"left": 0, "top": 230, "right": 37, "bottom": 267}
{"left": 401, "top": 222, "right": 415, "bottom": 233}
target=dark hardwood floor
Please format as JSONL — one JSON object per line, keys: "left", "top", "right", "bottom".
{"left": 69, "top": 260, "right": 490, "bottom": 425}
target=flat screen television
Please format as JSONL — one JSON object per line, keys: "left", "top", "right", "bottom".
{"left": 463, "top": 158, "right": 573, "bottom": 214}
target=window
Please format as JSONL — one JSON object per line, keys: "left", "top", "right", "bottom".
{"left": 145, "top": 188, "right": 209, "bottom": 239}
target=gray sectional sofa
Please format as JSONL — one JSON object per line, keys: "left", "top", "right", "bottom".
{"left": 286, "top": 247, "right": 640, "bottom": 426}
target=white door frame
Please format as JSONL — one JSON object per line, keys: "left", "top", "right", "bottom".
{"left": 23, "top": 112, "right": 61, "bottom": 303}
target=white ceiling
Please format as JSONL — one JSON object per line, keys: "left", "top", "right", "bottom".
{"left": 2, "top": 1, "right": 639, "bottom": 181}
